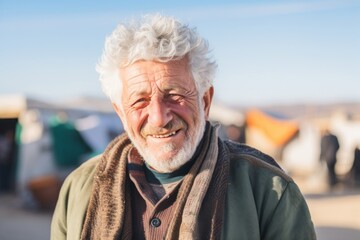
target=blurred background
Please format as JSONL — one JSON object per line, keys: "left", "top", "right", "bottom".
{"left": 1, "top": 0, "right": 360, "bottom": 239}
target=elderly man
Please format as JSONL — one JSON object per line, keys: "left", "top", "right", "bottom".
{"left": 51, "top": 14, "right": 316, "bottom": 240}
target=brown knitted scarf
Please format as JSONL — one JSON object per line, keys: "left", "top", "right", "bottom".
{"left": 80, "top": 123, "right": 229, "bottom": 240}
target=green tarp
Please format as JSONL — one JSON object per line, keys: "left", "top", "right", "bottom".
{"left": 49, "top": 116, "right": 92, "bottom": 167}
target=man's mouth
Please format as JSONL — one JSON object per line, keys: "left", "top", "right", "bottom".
{"left": 148, "top": 130, "right": 178, "bottom": 138}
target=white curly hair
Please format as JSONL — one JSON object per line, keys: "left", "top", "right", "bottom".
{"left": 96, "top": 13, "right": 217, "bottom": 105}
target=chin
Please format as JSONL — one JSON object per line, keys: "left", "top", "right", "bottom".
{"left": 128, "top": 106, "right": 207, "bottom": 172}
{"left": 144, "top": 147, "right": 192, "bottom": 173}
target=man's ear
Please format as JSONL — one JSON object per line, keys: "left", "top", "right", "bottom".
{"left": 203, "top": 86, "right": 214, "bottom": 120}
{"left": 112, "top": 102, "right": 124, "bottom": 120}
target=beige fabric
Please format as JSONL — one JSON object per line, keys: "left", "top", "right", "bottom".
{"left": 165, "top": 124, "right": 220, "bottom": 240}
{"left": 175, "top": 127, "right": 219, "bottom": 239}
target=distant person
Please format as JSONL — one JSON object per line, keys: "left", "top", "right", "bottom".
{"left": 320, "top": 128, "right": 340, "bottom": 188}
{"left": 51, "top": 14, "right": 316, "bottom": 239}
{"left": 347, "top": 145, "right": 360, "bottom": 187}
{"left": 0, "top": 130, "right": 13, "bottom": 192}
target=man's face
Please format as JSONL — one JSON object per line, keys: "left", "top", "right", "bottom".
{"left": 113, "top": 58, "right": 213, "bottom": 172}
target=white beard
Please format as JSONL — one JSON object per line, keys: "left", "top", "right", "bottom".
{"left": 125, "top": 100, "right": 206, "bottom": 173}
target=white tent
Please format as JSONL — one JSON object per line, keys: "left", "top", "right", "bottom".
{"left": 0, "top": 94, "right": 123, "bottom": 208}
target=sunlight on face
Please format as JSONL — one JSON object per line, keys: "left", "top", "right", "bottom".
{"left": 115, "top": 59, "right": 209, "bottom": 172}
{"left": 132, "top": 100, "right": 206, "bottom": 172}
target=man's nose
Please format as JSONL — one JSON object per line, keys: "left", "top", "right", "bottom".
{"left": 147, "top": 97, "right": 173, "bottom": 127}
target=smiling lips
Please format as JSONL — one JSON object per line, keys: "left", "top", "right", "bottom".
{"left": 148, "top": 130, "right": 178, "bottom": 138}
{"left": 141, "top": 118, "right": 186, "bottom": 139}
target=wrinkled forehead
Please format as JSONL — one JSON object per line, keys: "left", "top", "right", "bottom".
{"left": 119, "top": 58, "right": 192, "bottom": 86}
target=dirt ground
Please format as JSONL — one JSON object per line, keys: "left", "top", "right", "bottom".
{"left": 0, "top": 182, "right": 359, "bottom": 240}
{"left": 306, "top": 190, "right": 360, "bottom": 240}
{"left": 0, "top": 194, "right": 52, "bottom": 240}
{"left": 292, "top": 170, "right": 360, "bottom": 240}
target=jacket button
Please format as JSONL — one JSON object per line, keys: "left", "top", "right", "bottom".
{"left": 150, "top": 217, "right": 161, "bottom": 228}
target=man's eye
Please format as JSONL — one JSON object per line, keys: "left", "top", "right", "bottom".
{"left": 167, "top": 94, "right": 183, "bottom": 101}
{"left": 132, "top": 98, "right": 148, "bottom": 107}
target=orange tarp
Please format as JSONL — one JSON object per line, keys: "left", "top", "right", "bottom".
{"left": 246, "top": 109, "right": 299, "bottom": 146}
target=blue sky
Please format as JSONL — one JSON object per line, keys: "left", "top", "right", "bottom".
{"left": 1, "top": 0, "right": 359, "bottom": 106}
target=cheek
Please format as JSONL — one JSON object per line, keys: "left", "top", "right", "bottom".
{"left": 126, "top": 109, "right": 147, "bottom": 134}
{"left": 174, "top": 100, "right": 202, "bottom": 123}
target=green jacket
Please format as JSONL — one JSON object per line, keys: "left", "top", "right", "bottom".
{"left": 51, "top": 140, "right": 316, "bottom": 239}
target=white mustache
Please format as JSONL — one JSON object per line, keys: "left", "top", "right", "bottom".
{"left": 141, "top": 118, "right": 186, "bottom": 136}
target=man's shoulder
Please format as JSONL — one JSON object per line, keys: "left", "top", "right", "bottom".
{"left": 222, "top": 140, "right": 292, "bottom": 182}
{"left": 223, "top": 140, "right": 280, "bottom": 167}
